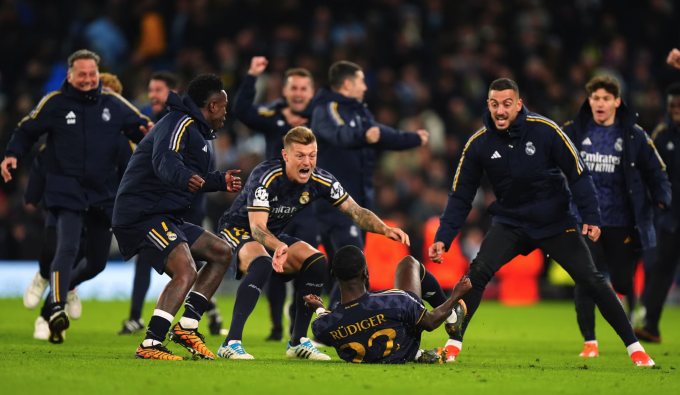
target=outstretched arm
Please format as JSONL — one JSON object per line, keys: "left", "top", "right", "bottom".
{"left": 336, "top": 196, "right": 410, "bottom": 246}
{"left": 248, "top": 211, "right": 287, "bottom": 272}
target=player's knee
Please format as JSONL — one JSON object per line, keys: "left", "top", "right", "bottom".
{"left": 210, "top": 239, "right": 233, "bottom": 267}
{"left": 610, "top": 277, "right": 633, "bottom": 295}
{"left": 396, "top": 255, "right": 419, "bottom": 275}
{"left": 467, "top": 259, "right": 494, "bottom": 284}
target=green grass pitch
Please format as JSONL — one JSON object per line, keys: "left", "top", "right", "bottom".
{"left": 1, "top": 297, "right": 678, "bottom": 395}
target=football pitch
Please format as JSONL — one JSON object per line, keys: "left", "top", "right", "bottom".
{"left": 1, "top": 297, "right": 678, "bottom": 395}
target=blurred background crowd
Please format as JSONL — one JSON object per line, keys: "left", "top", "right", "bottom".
{"left": 1, "top": 0, "right": 680, "bottom": 279}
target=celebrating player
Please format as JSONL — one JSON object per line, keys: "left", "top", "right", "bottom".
{"left": 113, "top": 74, "right": 241, "bottom": 360}
{"left": 306, "top": 246, "right": 472, "bottom": 364}
{"left": 216, "top": 126, "right": 409, "bottom": 360}
{"left": 428, "top": 78, "right": 655, "bottom": 366}
{"left": 562, "top": 75, "right": 670, "bottom": 357}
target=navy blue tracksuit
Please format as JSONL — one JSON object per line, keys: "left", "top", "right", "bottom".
{"left": 563, "top": 99, "right": 671, "bottom": 342}
{"left": 311, "top": 88, "right": 421, "bottom": 258}
{"left": 5, "top": 79, "right": 149, "bottom": 313}
{"left": 113, "top": 91, "right": 228, "bottom": 272}
{"left": 640, "top": 115, "right": 680, "bottom": 336}
{"left": 435, "top": 105, "right": 638, "bottom": 347}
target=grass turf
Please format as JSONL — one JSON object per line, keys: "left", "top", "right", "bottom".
{"left": 1, "top": 297, "right": 678, "bottom": 395}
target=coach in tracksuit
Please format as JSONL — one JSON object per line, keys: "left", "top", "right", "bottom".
{"left": 232, "top": 56, "right": 318, "bottom": 340}
{"left": 562, "top": 75, "right": 670, "bottom": 355}
{"left": 311, "top": 61, "right": 428, "bottom": 307}
{"left": 636, "top": 83, "right": 680, "bottom": 343}
{"left": 1, "top": 50, "right": 150, "bottom": 343}
{"left": 429, "top": 78, "right": 655, "bottom": 366}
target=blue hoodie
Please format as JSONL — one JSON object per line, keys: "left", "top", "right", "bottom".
{"left": 113, "top": 91, "right": 227, "bottom": 228}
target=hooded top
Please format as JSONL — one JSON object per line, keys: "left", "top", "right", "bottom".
{"left": 113, "top": 91, "right": 227, "bottom": 229}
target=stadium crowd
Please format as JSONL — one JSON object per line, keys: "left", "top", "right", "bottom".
{"left": 0, "top": 0, "right": 679, "bottom": 267}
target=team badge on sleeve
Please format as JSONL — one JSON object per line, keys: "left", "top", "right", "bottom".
{"left": 330, "top": 182, "right": 345, "bottom": 200}
{"left": 300, "top": 191, "right": 310, "bottom": 204}
{"left": 166, "top": 231, "right": 177, "bottom": 241}
{"left": 254, "top": 187, "right": 270, "bottom": 207}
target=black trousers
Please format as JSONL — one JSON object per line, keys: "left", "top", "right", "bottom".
{"left": 574, "top": 227, "right": 639, "bottom": 341}
{"left": 642, "top": 228, "right": 680, "bottom": 336}
{"left": 455, "top": 223, "right": 637, "bottom": 347}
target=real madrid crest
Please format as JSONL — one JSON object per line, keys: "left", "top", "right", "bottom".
{"left": 299, "top": 191, "right": 310, "bottom": 204}
{"left": 614, "top": 137, "right": 623, "bottom": 152}
{"left": 167, "top": 231, "right": 177, "bottom": 241}
{"left": 525, "top": 141, "right": 536, "bottom": 156}
{"left": 102, "top": 107, "right": 111, "bottom": 122}
{"left": 667, "top": 141, "right": 675, "bottom": 151}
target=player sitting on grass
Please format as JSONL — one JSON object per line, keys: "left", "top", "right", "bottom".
{"left": 216, "top": 126, "right": 410, "bottom": 360}
{"left": 305, "top": 246, "right": 472, "bottom": 364}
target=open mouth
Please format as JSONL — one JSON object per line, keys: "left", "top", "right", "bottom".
{"left": 299, "top": 168, "right": 310, "bottom": 178}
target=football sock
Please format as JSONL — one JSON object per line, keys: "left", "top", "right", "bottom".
{"left": 266, "top": 276, "right": 287, "bottom": 333}
{"left": 446, "top": 339, "right": 462, "bottom": 349}
{"left": 182, "top": 291, "right": 209, "bottom": 324}
{"left": 291, "top": 253, "right": 326, "bottom": 346}
{"left": 130, "top": 259, "right": 152, "bottom": 321}
{"left": 574, "top": 283, "right": 597, "bottom": 342}
{"left": 146, "top": 309, "right": 174, "bottom": 342}
{"left": 224, "top": 256, "right": 273, "bottom": 344}
{"left": 419, "top": 263, "right": 447, "bottom": 308}
{"left": 626, "top": 342, "right": 644, "bottom": 356}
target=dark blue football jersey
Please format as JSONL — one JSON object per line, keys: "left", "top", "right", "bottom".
{"left": 219, "top": 158, "right": 349, "bottom": 235}
{"left": 311, "top": 290, "right": 427, "bottom": 364}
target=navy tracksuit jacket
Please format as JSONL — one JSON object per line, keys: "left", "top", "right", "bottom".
{"left": 435, "top": 105, "right": 602, "bottom": 250}
{"left": 563, "top": 99, "right": 671, "bottom": 249}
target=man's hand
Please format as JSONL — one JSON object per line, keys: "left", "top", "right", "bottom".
{"left": 140, "top": 121, "right": 155, "bottom": 135}
{"left": 281, "top": 107, "right": 308, "bottom": 127}
{"left": 366, "top": 126, "right": 380, "bottom": 144}
{"left": 188, "top": 174, "right": 205, "bottom": 193}
{"left": 248, "top": 56, "right": 268, "bottom": 76}
{"left": 225, "top": 170, "right": 242, "bottom": 192}
{"left": 1, "top": 156, "right": 17, "bottom": 183}
{"left": 451, "top": 275, "right": 472, "bottom": 300}
{"left": 416, "top": 129, "right": 429, "bottom": 146}
{"left": 582, "top": 224, "right": 601, "bottom": 242}
{"left": 384, "top": 227, "right": 410, "bottom": 246}
{"left": 272, "top": 244, "right": 288, "bottom": 273}
{"left": 428, "top": 241, "right": 445, "bottom": 263}
{"left": 667, "top": 48, "right": 680, "bottom": 69}
{"left": 303, "top": 294, "right": 326, "bottom": 311}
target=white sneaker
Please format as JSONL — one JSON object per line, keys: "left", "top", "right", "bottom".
{"left": 309, "top": 337, "right": 328, "bottom": 349}
{"left": 286, "top": 337, "right": 331, "bottom": 360}
{"left": 217, "top": 341, "right": 254, "bottom": 359}
{"left": 24, "top": 271, "right": 49, "bottom": 309}
{"left": 34, "top": 316, "right": 50, "bottom": 340}
{"left": 65, "top": 289, "right": 82, "bottom": 320}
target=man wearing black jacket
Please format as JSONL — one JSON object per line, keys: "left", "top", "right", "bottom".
{"left": 232, "top": 57, "right": 317, "bottom": 340}
{"left": 562, "top": 76, "right": 670, "bottom": 356}
{"left": 636, "top": 83, "right": 680, "bottom": 343}
{"left": 311, "top": 61, "right": 428, "bottom": 308}
{"left": 113, "top": 74, "right": 241, "bottom": 360}
{"left": 1, "top": 50, "right": 151, "bottom": 344}
{"left": 428, "top": 78, "right": 655, "bottom": 366}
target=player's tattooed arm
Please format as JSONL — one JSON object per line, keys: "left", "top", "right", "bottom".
{"left": 337, "top": 197, "right": 411, "bottom": 246}
{"left": 248, "top": 211, "right": 286, "bottom": 251}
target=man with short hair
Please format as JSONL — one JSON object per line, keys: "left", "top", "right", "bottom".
{"left": 428, "top": 78, "right": 655, "bottom": 366}
{"left": 306, "top": 246, "right": 471, "bottom": 364}
{"left": 636, "top": 82, "right": 680, "bottom": 343}
{"left": 117, "top": 71, "right": 224, "bottom": 337}
{"left": 216, "top": 126, "right": 410, "bottom": 360}
{"left": 2, "top": 49, "right": 152, "bottom": 344}
{"left": 311, "top": 61, "right": 428, "bottom": 308}
{"left": 562, "top": 75, "right": 670, "bottom": 356}
{"left": 232, "top": 57, "right": 318, "bottom": 341}
{"left": 113, "top": 73, "right": 242, "bottom": 360}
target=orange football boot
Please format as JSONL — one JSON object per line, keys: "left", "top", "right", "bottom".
{"left": 579, "top": 343, "right": 599, "bottom": 357}
{"left": 169, "top": 323, "right": 215, "bottom": 359}
{"left": 135, "top": 344, "right": 183, "bottom": 360}
{"left": 631, "top": 351, "right": 655, "bottom": 366}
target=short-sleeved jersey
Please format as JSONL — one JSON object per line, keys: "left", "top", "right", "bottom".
{"left": 311, "top": 290, "right": 427, "bottom": 364}
{"left": 219, "top": 158, "right": 349, "bottom": 235}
